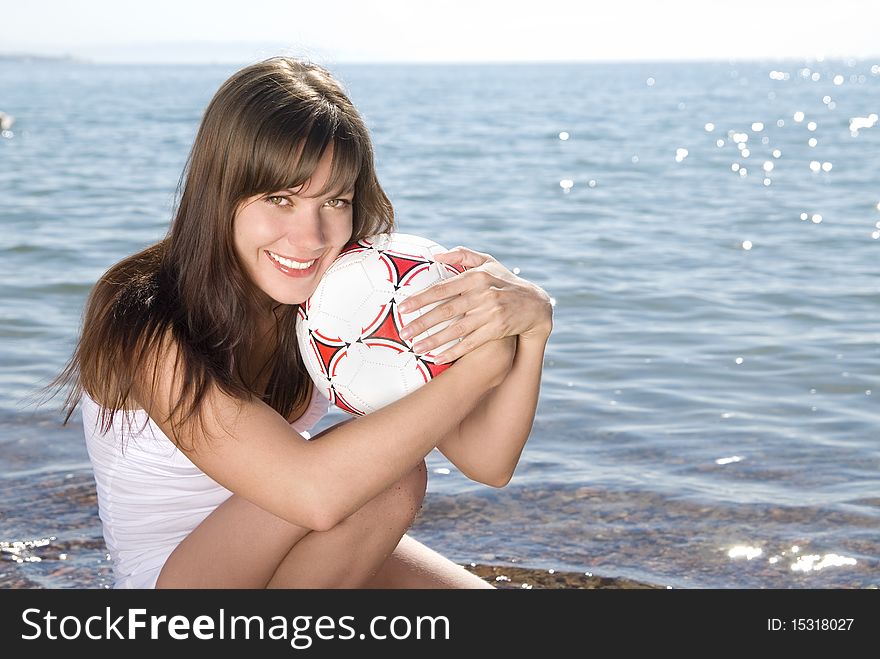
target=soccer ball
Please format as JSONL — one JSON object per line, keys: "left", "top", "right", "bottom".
{"left": 296, "top": 232, "right": 465, "bottom": 416}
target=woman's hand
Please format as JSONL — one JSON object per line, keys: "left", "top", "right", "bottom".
{"left": 398, "top": 246, "right": 553, "bottom": 364}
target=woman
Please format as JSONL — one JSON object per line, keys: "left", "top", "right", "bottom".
{"left": 55, "top": 57, "right": 553, "bottom": 589}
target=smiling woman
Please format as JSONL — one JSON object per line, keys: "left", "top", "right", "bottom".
{"left": 233, "top": 152, "right": 355, "bottom": 306}
{"left": 49, "top": 56, "right": 552, "bottom": 590}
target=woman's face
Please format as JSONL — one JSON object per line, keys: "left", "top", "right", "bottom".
{"left": 233, "top": 148, "right": 354, "bottom": 307}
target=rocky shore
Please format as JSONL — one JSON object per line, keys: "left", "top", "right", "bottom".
{"left": 464, "top": 563, "right": 664, "bottom": 589}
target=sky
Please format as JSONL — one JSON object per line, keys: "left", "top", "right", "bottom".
{"left": 1, "top": 0, "right": 878, "bottom": 64}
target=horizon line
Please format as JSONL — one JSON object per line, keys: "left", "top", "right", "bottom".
{"left": 2, "top": 51, "right": 879, "bottom": 67}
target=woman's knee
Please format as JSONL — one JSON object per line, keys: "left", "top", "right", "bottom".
{"left": 380, "top": 459, "right": 427, "bottom": 528}
{"left": 403, "top": 459, "right": 428, "bottom": 509}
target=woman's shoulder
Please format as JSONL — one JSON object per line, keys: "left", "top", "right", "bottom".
{"left": 81, "top": 244, "right": 175, "bottom": 413}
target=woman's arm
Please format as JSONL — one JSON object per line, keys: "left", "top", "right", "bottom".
{"left": 133, "top": 332, "right": 515, "bottom": 532}
{"left": 397, "top": 247, "right": 554, "bottom": 487}
{"left": 435, "top": 332, "right": 549, "bottom": 487}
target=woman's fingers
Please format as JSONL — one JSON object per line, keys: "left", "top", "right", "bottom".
{"left": 399, "top": 246, "right": 552, "bottom": 355}
{"left": 398, "top": 268, "right": 490, "bottom": 315}
{"left": 410, "top": 313, "right": 475, "bottom": 355}
{"left": 433, "top": 246, "right": 493, "bottom": 270}
{"left": 400, "top": 293, "right": 470, "bottom": 342}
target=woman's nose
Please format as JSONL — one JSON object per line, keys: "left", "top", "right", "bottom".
{"left": 287, "top": 206, "right": 326, "bottom": 252}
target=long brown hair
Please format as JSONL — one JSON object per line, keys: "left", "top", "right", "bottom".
{"left": 53, "top": 57, "right": 394, "bottom": 444}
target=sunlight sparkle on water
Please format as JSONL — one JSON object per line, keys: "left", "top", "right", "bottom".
{"left": 811, "top": 214, "right": 823, "bottom": 224}
{"left": 821, "top": 162, "right": 832, "bottom": 172}
{"left": 433, "top": 468, "right": 451, "bottom": 475}
{"left": 716, "top": 139, "right": 725, "bottom": 147}
{"left": 772, "top": 149, "right": 781, "bottom": 158}
{"left": 675, "top": 148, "right": 689, "bottom": 162}
{"left": 728, "top": 545, "right": 762, "bottom": 560}
{"left": 558, "top": 131, "right": 570, "bottom": 141}
{"left": 807, "top": 121, "right": 817, "bottom": 131}
{"left": 763, "top": 161, "right": 774, "bottom": 172}
{"left": 715, "top": 455, "right": 743, "bottom": 465}
{"left": 0, "top": 537, "right": 54, "bottom": 563}
{"left": 849, "top": 114, "right": 878, "bottom": 135}
{"left": 791, "top": 553, "right": 857, "bottom": 572}
{"left": 809, "top": 161, "right": 821, "bottom": 172}
{"left": 741, "top": 241, "right": 752, "bottom": 251}
{"left": 833, "top": 74, "right": 844, "bottom": 85}
{"left": 808, "top": 137, "right": 817, "bottom": 147}
{"left": 800, "top": 213, "right": 808, "bottom": 221}
{"left": 751, "top": 122, "right": 764, "bottom": 132}
{"left": 559, "top": 179, "right": 574, "bottom": 192}
{"left": 704, "top": 122, "right": 715, "bottom": 132}
{"left": 793, "top": 111, "right": 805, "bottom": 122}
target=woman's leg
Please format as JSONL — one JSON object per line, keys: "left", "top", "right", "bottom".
{"left": 156, "top": 460, "right": 428, "bottom": 589}
{"left": 265, "top": 461, "right": 428, "bottom": 588}
{"left": 363, "top": 534, "right": 494, "bottom": 589}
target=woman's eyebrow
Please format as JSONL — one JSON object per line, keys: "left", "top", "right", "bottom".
{"left": 279, "top": 187, "right": 355, "bottom": 197}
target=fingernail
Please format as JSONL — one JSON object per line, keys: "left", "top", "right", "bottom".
{"left": 412, "top": 341, "right": 425, "bottom": 352}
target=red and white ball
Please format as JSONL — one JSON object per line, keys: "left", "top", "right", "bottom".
{"left": 295, "top": 232, "right": 464, "bottom": 416}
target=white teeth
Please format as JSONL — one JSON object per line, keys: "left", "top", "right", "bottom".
{"left": 268, "top": 251, "right": 315, "bottom": 270}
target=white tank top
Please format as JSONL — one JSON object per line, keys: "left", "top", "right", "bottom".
{"left": 81, "top": 387, "right": 329, "bottom": 588}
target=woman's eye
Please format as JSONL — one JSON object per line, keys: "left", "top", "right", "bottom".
{"left": 325, "top": 198, "right": 351, "bottom": 209}
{"left": 266, "top": 195, "right": 290, "bottom": 206}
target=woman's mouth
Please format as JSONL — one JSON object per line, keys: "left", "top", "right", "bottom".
{"left": 265, "top": 250, "right": 318, "bottom": 277}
